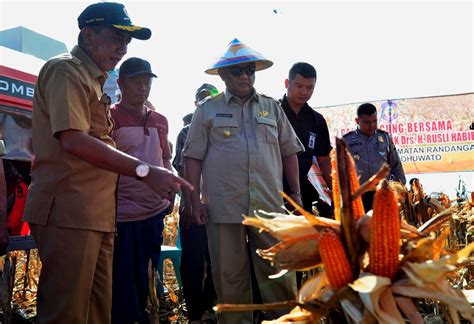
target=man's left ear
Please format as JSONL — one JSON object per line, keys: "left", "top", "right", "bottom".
{"left": 284, "top": 79, "right": 289, "bottom": 89}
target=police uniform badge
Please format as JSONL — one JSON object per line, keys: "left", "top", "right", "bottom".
{"left": 354, "top": 154, "right": 360, "bottom": 161}
{"left": 259, "top": 111, "right": 269, "bottom": 117}
{"left": 378, "top": 135, "right": 384, "bottom": 143}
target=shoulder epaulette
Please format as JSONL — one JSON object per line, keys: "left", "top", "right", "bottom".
{"left": 197, "top": 95, "right": 212, "bottom": 106}
{"left": 260, "top": 93, "right": 280, "bottom": 104}
{"left": 200, "top": 92, "right": 223, "bottom": 106}
{"left": 342, "top": 131, "right": 355, "bottom": 138}
{"left": 54, "top": 53, "right": 82, "bottom": 65}
{"left": 70, "top": 56, "right": 82, "bottom": 65}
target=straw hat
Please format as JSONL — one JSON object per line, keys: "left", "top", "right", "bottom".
{"left": 205, "top": 38, "right": 273, "bottom": 75}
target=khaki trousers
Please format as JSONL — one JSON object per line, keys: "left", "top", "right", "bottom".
{"left": 30, "top": 207, "right": 114, "bottom": 324}
{"left": 206, "top": 223, "right": 296, "bottom": 324}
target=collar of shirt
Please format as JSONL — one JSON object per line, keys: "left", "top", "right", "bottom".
{"left": 280, "top": 94, "right": 312, "bottom": 117}
{"left": 224, "top": 88, "right": 259, "bottom": 105}
{"left": 355, "top": 128, "right": 381, "bottom": 139}
{"left": 115, "top": 103, "right": 152, "bottom": 121}
{"left": 71, "top": 45, "right": 108, "bottom": 82}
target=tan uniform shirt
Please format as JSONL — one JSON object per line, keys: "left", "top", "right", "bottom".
{"left": 183, "top": 90, "right": 304, "bottom": 223}
{"left": 24, "top": 46, "right": 118, "bottom": 232}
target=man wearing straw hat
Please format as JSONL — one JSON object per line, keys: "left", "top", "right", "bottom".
{"left": 183, "top": 38, "right": 304, "bottom": 323}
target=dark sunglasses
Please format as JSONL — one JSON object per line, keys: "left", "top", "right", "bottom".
{"left": 229, "top": 64, "right": 256, "bottom": 77}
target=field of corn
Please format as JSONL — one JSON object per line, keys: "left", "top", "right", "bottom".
{"left": 0, "top": 139, "right": 473, "bottom": 323}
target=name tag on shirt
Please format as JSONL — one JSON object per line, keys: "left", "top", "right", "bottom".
{"left": 308, "top": 132, "right": 316, "bottom": 149}
{"left": 216, "top": 113, "right": 233, "bottom": 118}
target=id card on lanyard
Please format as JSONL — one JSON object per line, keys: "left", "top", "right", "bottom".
{"left": 308, "top": 131, "right": 316, "bottom": 149}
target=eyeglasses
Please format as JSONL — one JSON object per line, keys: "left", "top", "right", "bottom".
{"left": 229, "top": 64, "right": 256, "bottom": 77}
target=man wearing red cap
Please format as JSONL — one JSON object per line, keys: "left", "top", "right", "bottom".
{"left": 23, "top": 3, "right": 191, "bottom": 323}
{"left": 183, "top": 39, "right": 304, "bottom": 323}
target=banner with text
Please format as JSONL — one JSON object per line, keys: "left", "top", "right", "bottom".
{"left": 316, "top": 93, "right": 473, "bottom": 174}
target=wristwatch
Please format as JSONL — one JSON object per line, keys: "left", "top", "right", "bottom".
{"left": 135, "top": 163, "right": 150, "bottom": 180}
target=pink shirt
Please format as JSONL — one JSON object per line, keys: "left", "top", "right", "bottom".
{"left": 111, "top": 104, "right": 171, "bottom": 222}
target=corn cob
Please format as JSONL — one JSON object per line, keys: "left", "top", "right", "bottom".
{"left": 368, "top": 180, "right": 400, "bottom": 279}
{"left": 345, "top": 151, "right": 365, "bottom": 222}
{"left": 319, "top": 230, "right": 353, "bottom": 290}
{"left": 330, "top": 150, "right": 341, "bottom": 222}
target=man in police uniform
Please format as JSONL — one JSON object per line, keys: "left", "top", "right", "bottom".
{"left": 343, "top": 103, "right": 406, "bottom": 211}
{"left": 183, "top": 39, "right": 304, "bottom": 324}
{"left": 23, "top": 3, "right": 191, "bottom": 322}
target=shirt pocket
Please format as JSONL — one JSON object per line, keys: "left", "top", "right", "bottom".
{"left": 376, "top": 140, "right": 390, "bottom": 162}
{"left": 256, "top": 116, "right": 278, "bottom": 144}
{"left": 90, "top": 93, "right": 113, "bottom": 139}
{"left": 210, "top": 118, "right": 240, "bottom": 144}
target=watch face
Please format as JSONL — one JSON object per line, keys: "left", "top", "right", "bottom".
{"left": 136, "top": 164, "right": 150, "bottom": 177}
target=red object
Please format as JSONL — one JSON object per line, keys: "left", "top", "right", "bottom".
{"left": 0, "top": 65, "right": 36, "bottom": 111}
{"left": 7, "top": 181, "right": 30, "bottom": 235}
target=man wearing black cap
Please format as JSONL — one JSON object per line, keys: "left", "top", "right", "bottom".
{"left": 110, "top": 57, "right": 173, "bottom": 323}
{"left": 172, "top": 83, "right": 217, "bottom": 323}
{"left": 23, "top": 3, "right": 191, "bottom": 323}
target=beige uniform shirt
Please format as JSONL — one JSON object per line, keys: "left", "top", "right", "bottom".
{"left": 183, "top": 90, "right": 304, "bottom": 223}
{"left": 24, "top": 46, "right": 118, "bottom": 232}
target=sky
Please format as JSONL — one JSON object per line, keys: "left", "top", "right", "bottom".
{"left": 0, "top": 0, "right": 473, "bottom": 195}
{"left": 1, "top": 0, "right": 472, "bottom": 140}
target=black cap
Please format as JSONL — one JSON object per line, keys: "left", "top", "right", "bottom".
{"left": 78, "top": 2, "right": 151, "bottom": 40}
{"left": 195, "top": 83, "right": 218, "bottom": 101}
{"left": 119, "top": 57, "right": 157, "bottom": 78}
